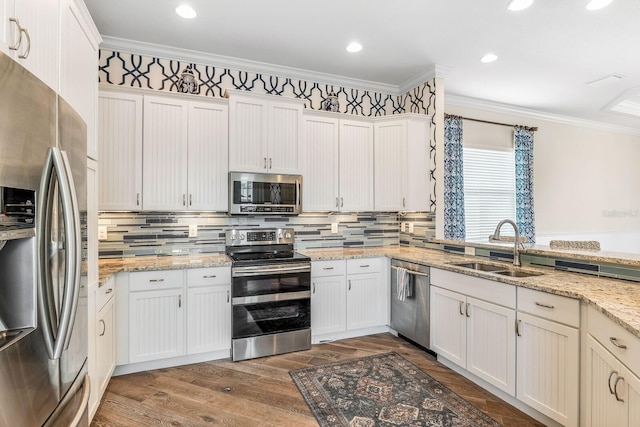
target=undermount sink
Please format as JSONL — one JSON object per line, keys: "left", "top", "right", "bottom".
{"left": 492, "top": 270, "right": 543, "bottom": 278}
{"left": 450, "top": 262, "right": 543, "bottom": 278}
{"left": 450, "top": 262, "right": 506, "bottom": 272}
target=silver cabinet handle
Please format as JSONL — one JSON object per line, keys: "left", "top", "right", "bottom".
{"left": 341, "top": 197, "right": 344, "bottom": 208}
{"left": 226, "top": 290, "right": 230, "bottom": 303}
{"left": 335, "top": 197, "right": 339, "bottom": 208}
{"left": 348, "top": 280, "right": 351, "bottom": 290}
{"left": 535, "top": 302, "right": 555, "bottom": 309}
{"left": 148, "top": 278, "right": 165, "bottom": 283}
{"left": 189, "top": 194, "right": 193, "bottom": 206}
{"left": 105, "top": 288, "right": 113, "bottom": 294}
{"left": 516, "top": 319, "right": 522, "bottom": 337}
{"left": 614, "top": 376, "right": 625, "bottom": 402}
{"left": 269, "top": 158, "right": 272, "bottom": 169}
{"left": 178, "top": 294, "right": 182, "bottom": 308}
{"left": 360, "top": 264, "right": 370, "bottom": 268}
{"left": 459, "top": 301, "right": 464, "bottom": 315}
{"left": 183, "top": 194, "right": 186, "bottom": 206}
{"left": 8, "top": 18, "right": 22, "bottom": 51}
{"left": 203, "top": 275, "right": 217, "bottom": 279}
{"left": 323, "top": 267, "right": 334, "bottom": 270}
{"left": 98, "top": 319, "right": 106, "bottom": 337}
{"left": 18, "top": 27, "right": 30, "bottom": 59}
{"left": 610, "top": 337, "right": 628, "bottom": 349}
{"left": 136, "top": 192, "right": 140, "bottom": 206}
{"left": 466, "top": 303, "right": 471, "bottom": 317}
{"left": 402, "top": 197, "right": 406, "bottom": 208}
{"left": 312, "top": 283, "right": 316, "bottom": 294}
{"left": 608, "top": 370, "right": 617, "bottom": 395}
{"left": 264, "top": 157, "right": 267, "bottom": 169}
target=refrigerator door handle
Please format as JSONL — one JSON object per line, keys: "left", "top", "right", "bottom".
{"left": 43, "top": 373, "right": 90, "bottom": 427}
{"left": 36, "top": 147, "right": 81, "bottom": 360}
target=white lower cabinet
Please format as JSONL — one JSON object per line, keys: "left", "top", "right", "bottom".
{"left": 584, "top": 306, "right": 640, "bottom": 427}
{"left": 430, "top": 273, "right": 516, "bottom": 396}
{"left": 116, "top": 266, "right": 231, "bottom": 373}
{"left": 516, "top": 288, "right": 579, "bottom": 427}
{"left": 310, "top": 258, "right": 387, "bottom": 342}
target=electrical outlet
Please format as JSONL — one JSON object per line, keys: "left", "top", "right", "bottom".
{"left": 408, "top": 222, "right": 414, "bottom": 233}
{"left": 331, "top": 223, "right": 339, "bottom": 234}
{"left": 401, "top": 222, "right": 406, "bottom": 232}
{"left": 98, "top": 226, "right": 108, "bottom": 240}
{"left": 465, "top": 246, "right": 476, "bottom": 256}
{"left": 188, "top": 224, "right": 198, "bottom": 238}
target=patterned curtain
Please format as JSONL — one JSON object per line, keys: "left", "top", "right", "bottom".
{"left": 443, "top": 116, "right": 466, "bottom": 240}
{"left": 514, "top": 127, "right": 536, "bottom": 243}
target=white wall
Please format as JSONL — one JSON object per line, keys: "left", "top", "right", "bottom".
{"left": 442, "top": 102, "right": 640, "bottom": 253}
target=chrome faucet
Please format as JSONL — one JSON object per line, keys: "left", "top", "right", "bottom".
{"left": 490, "top": 219, "right": 522, "bottom": 267}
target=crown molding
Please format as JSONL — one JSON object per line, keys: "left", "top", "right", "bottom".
{"left": 398, "top": 64, "right": 452, "bottom": 94}
{"left": 446, "top": 94, "right": 640, "bottom": 136}
{"left": 100, "top": 36, "right": 411, "bottom": 95}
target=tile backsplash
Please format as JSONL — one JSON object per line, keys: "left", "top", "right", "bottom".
{"left": 98, "top": 211, "right": 436, "bottom": 258}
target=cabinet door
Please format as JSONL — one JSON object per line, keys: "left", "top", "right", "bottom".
{"left": 228, "top": 96, "right": 268, "bottom": 172}
{"left": 87, "top": 285, "right": 98, "bottom": 417}
{"left": 339, "top": 120, "right": 374, "bottom": 211}
{"left": 186, "top": 285, "right": 231, "bottom": 355}
{"left": 466, "top": 297, "right": 516, "bottom": 396}
{"left": 129, "top": 289, "right": 185, "bottom": 363}
{"left": 96, "top": 297, "right": 115, "bottom": 396}
{"left": 98, "top": 92, "right": 143, "bottom": 210}
{"left": 405, "top": 118, "right": 430, "bottom": 211}
{"left": 430, "top": 286, "right": 466, "bottom": 368}
{"left": 517, "top": 312, "right": 579, "bottom": 427}
{"left": 374, "top": 121, "right": 406, "bottom": 211}
{"left": 142, "top": 96, "right": 189, "bottom": 210}
{"left": 311, "top": 275, "right": 346, "bottom": 336}
{"left": 346, "top": 272, "right": 385, "bottom": 330}
{"left": 0, "top": 0, "right": 13, "bottom": 55}
{"left": 267, "top": 100, "right": 302, "bottom": 174}
{"left": 302, "top": 116, "right": 339, "bottom": 211}
{"left": 13, "top": 0, "right": 60, "bottom": 89}
{"left": 86, "top": 160, "right": 98, "bottom": 286}
{"left": 625, "top": 364, "right": 640, "bottom": 427}
{"left": 187, "top": 101, "right": 228, "bottom": 211}
{"left": 60, "top": 0, "right": 99, "bottom": 160}
{"left": 585, "top": 335, "right": 626, "bottom": 427}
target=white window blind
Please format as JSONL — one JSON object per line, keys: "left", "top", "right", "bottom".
{"left": 463, "top": 147, "right": 516, "bottom": 241}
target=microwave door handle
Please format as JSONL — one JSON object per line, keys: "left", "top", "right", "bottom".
{"left": 296, "top": 179, "right": 301, "bottom": 210}
{"left": 36, "top": 149, "right": 57, "bottom": 359}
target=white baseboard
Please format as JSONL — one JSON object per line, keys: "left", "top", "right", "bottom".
{"left": 113, "top": 349, "right": 231, "bottom": 376}
{"left": 312, "top": 326, "right": 390, "bottom": 344}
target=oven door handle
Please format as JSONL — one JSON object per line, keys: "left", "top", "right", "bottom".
{"left": 232, "top": 290, "right": 311, "bottom": 305}
{"left": 232, "top": 263, "right": 311, "bottom": 277}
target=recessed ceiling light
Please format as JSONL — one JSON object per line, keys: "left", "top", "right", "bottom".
{"left": 586, "top": 0, "right": 613, "bottom": 10}
{"left": 175, "top": 4, "right": 197, "bottom": 19}
{"left": 346, "top": 42, "right": 363, "bottom": 53}
{"left": 480, "top": 53, "right": 498, "bottom": 63}
{"left": 507, "top": 0, "right": 534, "bottom": 11}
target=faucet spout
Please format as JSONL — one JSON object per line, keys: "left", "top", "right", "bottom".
{"left": 490, "top": 219, "right": 522, "bottom": 267}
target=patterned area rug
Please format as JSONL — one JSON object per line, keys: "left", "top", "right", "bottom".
{"left": 290, "top": 352, "right": 502, "bottom": 427}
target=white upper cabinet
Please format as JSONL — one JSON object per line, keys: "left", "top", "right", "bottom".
{"left": 98, "top": 91, "right": 143, "bottom": 211}
{"left": 4, "top": 0, "right": 60, "bottom": 90}
{"left": 227, "top": 90, "right": 304, "bottom": 174}
{"left": 60, "top": 0, "right": 101, "bottom": 160}
{"left": 302, "top": 114, "right": 340, "bottom": 211}
{"left": 374, "top": 115, "right": 430, "bottom": 211}
{"left": 339, "top": 119, "right": 374, "bottom": 211}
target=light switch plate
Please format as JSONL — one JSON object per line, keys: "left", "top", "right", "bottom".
{"left": 408, "top": 222, "right": 414, "bottom": 233}
{"left": 331, "top": 223, "right": 339, "bottom": 234}
{"left": 98, "top": 226, "right": 108, "bottom": 241}
{"left": 188, "top": 224, "right": 198, "bottom": 238}
{"left": 401, "top": 222, "right": 406, "bottom": 232}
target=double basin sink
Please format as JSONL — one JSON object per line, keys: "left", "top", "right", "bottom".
{"left": 450, "top": 262, "right": 543, "bottom": 278}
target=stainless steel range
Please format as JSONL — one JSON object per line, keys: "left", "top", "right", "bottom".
{"left": 226, "top": 228, "right": 311, "bottom": 361}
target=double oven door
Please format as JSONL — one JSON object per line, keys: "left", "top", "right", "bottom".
{"left": 231, "top": 262, "right": 311, "bottom": 340}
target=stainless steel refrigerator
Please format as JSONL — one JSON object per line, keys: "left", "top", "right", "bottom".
{"left": 0, "top": 51, "right": 89, "bottom": 426}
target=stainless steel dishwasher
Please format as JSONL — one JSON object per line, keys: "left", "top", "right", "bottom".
{"left": 390, "top": 259, "right": 430, "bottom": 350}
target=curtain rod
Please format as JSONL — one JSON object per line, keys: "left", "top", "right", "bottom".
{"left": 445, "top": 114, "right": 538, "bottom": 132}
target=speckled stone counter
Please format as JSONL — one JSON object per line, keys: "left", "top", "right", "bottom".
{"left": 300, "top": 246, "right": 640, "bottom": 340}
{"left": 98, "top": 253, "right": 231, "bottom": 285}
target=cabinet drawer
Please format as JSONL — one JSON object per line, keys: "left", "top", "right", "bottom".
{"left": 518, "top": 287, "right": 580, "bottom": 327}
{"left": 347, "top": 258, "right": 382, "bottom": 275}
{"left": 130, "top": 270, "right": 184, "bottom": 291}
{"left": 97, "top": 278, "right": 116, "bottom": 311}
{"left": 588, "top": 305, "right": 640, "bottom": 375}
{"left": 187, "top": 267, "right": 230, "bottom": 287}
{"left": 431, "top": 268, "right": 516, "bottom": 309}
{"left": 312, "top": 260, "right": 346, "bottom": 277}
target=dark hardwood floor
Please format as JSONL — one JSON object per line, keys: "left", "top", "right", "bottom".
{"left": 91, "top": 333, "right": 545, "bottom": 426}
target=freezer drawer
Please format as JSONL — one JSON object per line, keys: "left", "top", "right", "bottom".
{"left": 390, "top": 259, "right": 430, "bottom": 350}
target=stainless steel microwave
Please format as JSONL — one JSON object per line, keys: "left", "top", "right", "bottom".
{"left": 229, "top": 172, "right": 302, "bottom": 215}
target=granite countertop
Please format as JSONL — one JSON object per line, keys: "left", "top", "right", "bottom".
{"left": 300, "top": 246, "right": 640, "bottom": 340}
{"left": 97, "top": 246, "right": 640, "bottom": 341}
{"left": 98, "top": 253, "right": 231, "bottom": 285}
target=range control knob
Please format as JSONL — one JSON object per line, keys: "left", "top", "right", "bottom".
{"left": 277, "top": 232, "right": 283, "bottom": 240}
{"left": 240, "top": 233, "right": 246, "bottom": 240}
{"left": 229, "top": 235, "right": 235, "bottom": 241}
{"left": 285, "top": 232, "right": 292, "bottom": 239}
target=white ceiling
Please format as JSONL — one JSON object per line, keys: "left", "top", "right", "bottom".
{"left": 85, "top": 0, "right": 640, "bottom": 131}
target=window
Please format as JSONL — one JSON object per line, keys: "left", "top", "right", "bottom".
{"left": 463, "top": 147, "right": 516, "bottom": 241}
